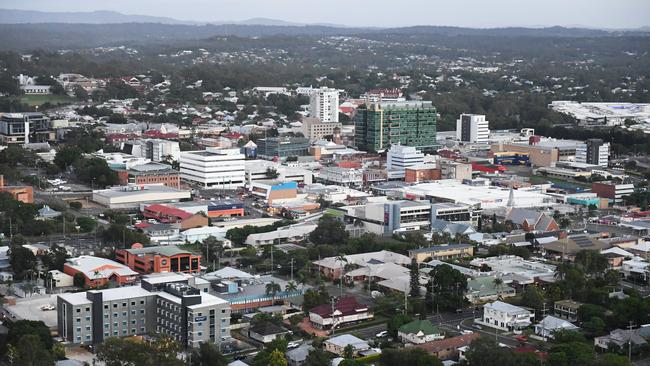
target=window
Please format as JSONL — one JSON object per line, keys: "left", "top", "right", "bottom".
{"left": 85, "top": 326, "right": 91, "bottom": 331}
{"left": 131, "top": 301, "right": 136, "bottom": 306}
{"left": 104, "top": 305, "right": 109, "bottom": 310}
{"left": 113, "top": 313, "right": 118, "bottom": 318}
{"left": 140, "top": 300, "right": 145, "bottom": 305}
{"left": 76, "top": 327, "right": 81, "bottom": 332}
{"left": 104, "top": 324, "right": 108, "bottom": 329}
{"left": 122, "top": 312, "right": 127, "bottom": 317}
{"left": 140, "top": 309, "right": 145, "bottom": 314}
{"left": 76, "top": 318, "right": 81, "bottom": 323}
{"left": 76, "top": 309, "right": 81, "bottom": 313}
{"left": 131, "top": 310, "right": 136, "bottom": 315}
{"left": 113, "top": 304, "right": 117, "bottom": 308}
{"left": 85, "top": 307, "right": 90, "bottom": 312}
{"left": 132, "top": 328, "right": 136, "bottom": 334}
{"left": 104, "top": 332, "right": 109, "bottom": 337}
{"left": 85, "top": 316, "right": 91, "bottom": 321}
{"left": 122, "top": 302, "right": 127, "bottom": 307}
{"left": 103, "top": 314, "right": 108, "bottom": 319}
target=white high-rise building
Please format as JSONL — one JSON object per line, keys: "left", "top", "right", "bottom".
{"left": 575, "top": 139, "right": 610, "bottom": 167}
{"left": 180, "top": 148, "right": 245, "bottom": 189}
{"left": 387, "top": 144, "right": 425, "bottom": 179}
{"left": 309, "top": 87, "right": 339, "bottom": 123}
{"left": 456, "top": 114, "right": 490, "bottom": 143}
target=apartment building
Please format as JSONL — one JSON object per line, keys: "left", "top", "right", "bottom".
{"left": 0, "top": 112, "right": 53, "bottom": 145}
{"left": 309, "top": 87, "right": 339, "bottom": 123}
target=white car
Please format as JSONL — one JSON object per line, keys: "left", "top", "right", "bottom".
{"left": 376, "top": 331, "right": 388, "bottom": 338}
{"left": 287, "top": 341, "right": 300, "bottom": 349}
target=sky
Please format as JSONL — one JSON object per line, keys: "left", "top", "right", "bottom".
{"left": 2, "top": 0, "right": 650, "bottom": 29}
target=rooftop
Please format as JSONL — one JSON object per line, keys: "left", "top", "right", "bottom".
{"left": 124, "top": 245, "right": 192, "bottom": 257}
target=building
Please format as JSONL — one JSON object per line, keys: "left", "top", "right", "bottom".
{"left": 57, "top": 278, "right": 230, "bottom": 348}
{"left": 481, "top": 301, "right": 533, "bottom": 332}
{"left": 404, "top": 165, "right": 440, "bottom": 183}
{"left": 414, "top": 333, "right": 480, "bottom": 361}
{"left": 63, "top": 256, "right": 139, "bottom": 287}
{"left": 397, "top": 319, "right": 444, "bottom": 344}
{"left": 324, "top": 334, "right": 371, "bottom": 357}
{"left": 309, "top": 87, "right": 339, "bottom": 123}
{"left": 245, "top": 160, "right": 313, "bottom": 187}
{"left": 247, "top": 322, "right": 291, "bottom": 343}
{"left": 338, "top": 200, "right": 433, "bottom": 236}
{"left": 549, "top": 101, "right": 650, "bottom": 127}
{"left": 48, "top": 269, "right": 74, "bottom": 288}
{"left": 115, "top": 162, "right": 180, "bottom": 189}
{"left": 553, "top": 300, "right": 581, "bottom": 322}
{"left": 465, "top": 276, "right": 516, "bottom": 303}
{"left": 0, "top": 112, "right": 53, "bottom": 145}
{"left": 362, "top": 88, "right": 405, "bottom": 103}
{"left": 595, "top": 328, "right": 648, "bottom": 351}
{"left": 142, "top": 224, "right": 181, "bottom": 243}
{"left": 300, "top": 117, "right": 342, "bottom": 141}
{"left": 313, "top": 250, "right": 410, "bottom": 280}
{"left": 439, "top": 161, "right": 472, "bottom": 181}
{"left": 317, "top": 167, "right": 363, "bottom": 188}
{"left": 92, "top": 184, "right": 191, "bottom": 209}
{"left": 256, "top": 137, "right": 310, "bottom": 160}
{"left": 456, "top": 114, "right": 489, "bottom": 143}
{"left": 249, "top": 180, "right": 298, "bottom": 203}
{"left": 504, "top": 207, "right": 559, "bottom": 232}
{"left": 180, "top": 148, "right": 245, "bottom": 189}
{"left": 354, "top": 101, "right": 438, "bottom": 153}
{"left": 534, "top": 315, "right": 579, "bottom": 339}
{"left": 469, "top": 255, "right": 556, "bottom": 284}
{"left": 0, "top": 175, "right": 33, "bottom": 203}
{"left": 575, "top": 139, "right": 609, "bottom": 167}
{"left": 123, "top": 139, "right": 181, "bottom": 163}
{"left": 286, "top": 344, "right": 313, "bottom": 366}
{"left": 309, "top": 297, "right": 373, "bottom": 330}
{"left": 541, "top": 235, "right": 611, "bottom": 260}
{"left": 408, "top": 244, "right": 474, "bottom": 263}
{"left": 387, "top": 144, "right": 425, "bottom": 179}
{"left": 142, "top": 204, "right": 208, "bottom": 229}
{"left": 244, "top": 223, "right": 317, "bottom": 247}
{"left": 116, "top": 244, "right": 201, "bottom": 274}
{"left": 591, "top": 181, "right": 634, "bottom": 204}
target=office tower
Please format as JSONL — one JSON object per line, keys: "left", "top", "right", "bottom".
{"left": 456, "top": 114, "right": 490, "bottom": 143}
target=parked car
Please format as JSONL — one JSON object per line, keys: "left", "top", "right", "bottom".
{"left": 376, "top": 331, "right": 388, "bottom": 338}
{"left": 287, "top": 341, "right": 300, "bottom": 349}
{"left": 472, "top": 324, "right": 482, "bottom": 330}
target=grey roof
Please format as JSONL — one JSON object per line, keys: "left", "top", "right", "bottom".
{"left": 430, "top": 219, "right": 476, "bottom": 235}
{"left": 286, "top": 345, "right": 313, "bottom": 362}
{"left": 410, "top": 244, "right": 473, "bottom": 254}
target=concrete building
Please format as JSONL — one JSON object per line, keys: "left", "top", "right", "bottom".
{"left": 57, "top": 278, "right": 230, "bottom": 348}
{"left": 575, "top": 139, "right": 609, "bottom": 167}
{"left": 256, "top": 137, "right": 310, "bottom": 160}
{"left": 92, "top": 184, "right": 191, "bottom": 209}
{"left": 387, "top": 144, "right": 425, "bottom": 179}
{"left": 0, "top": 112, "right": 53, "bottom": 145}
{"left": 317, "top": 167, "right": 363, "bottom": 188}
{"left": 123, "top": 139, "right": 181, "bottom": 163}
{"left": 115, "top": 162, "right": 180, "bottom": 189}
{"left": 115, "top": 244, "right": 201, "bottom": 274}
{"left": 439, "top": 160, "right": 472, "bottom": 181}
{"left": 245, "top": 160, "right": 312, "bottom": 187}
{"left": 180, "top": 148, "right": 245, "bottom": 189}
{"left": 554, "top": 300, "right": 582, "bottom": 322}
{"left": 0, "top": 175, "right": 34, "bottom": 203}
{"left": 354, "top": 101, "right": 438, "bottom": 153}
{"left": 481, "top": 301, "right": 533, "bottom": 332}
{"left": 408, "top": 244, "right": 474, "bottom": 263}
{"left": 591, "top": 181, "right": 634, "bottom": 204}
{"left": 249, "top": 180, "right": 298, "bottom": 203}
{"left": 309, "top": 87, "right": 339, "bottom": 123}
{"left": 456, "top": 114, "right": 489, "bottom": 143}
{"left": 338, "top": 200, "right": 433, "bottom": 236}
{"left": 300, "top": 117, "right": 342, "bottom": 141}
{"left": 244, "top": 223, "right": 317, "bottom": 247}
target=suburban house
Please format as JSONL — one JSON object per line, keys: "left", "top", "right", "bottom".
{"left": 324, "top": 334, "right": 370, "bottom": 357}
{"left": 553, "top": 300, "right": 582, "bottom": 322}
{"left": 247, "top": 321, "right": 291, "bottom": 343}
{"left": 481, "top": 301, "right": 534, "bottom": 332}
{"left": 398, "top": 319, "right": 444, "bottom": 344}
{"left": 534, "top": 315, "right": 579, "bottom": 339}
{"left": 595, "top": 328, "right": 648, "bottom": 351}
{"left": 414, "top": 332, "right": 481, "bottom": 361}
{"left": 309, "top": 296, "right": 373, "bottom": 330}
{"left": 286, "top": 344, "right": 313, "bottom": 366}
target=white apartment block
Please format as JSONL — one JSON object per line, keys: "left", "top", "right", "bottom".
{"left": 387, "top": 144, "right": 424, "bottom": 179}
{"left": 481, "top": 301, "right": 533, "bottom": 332}
{"left": 309, "top": 87, "right": 339, "bottom": 123}
{"left": 575, "top": 139, "right": 610, "bottom": 167}
{"left": 180, "top": 148, "right": 245, "bottom": 189}
{"left": 456, "top": 114, "right": 490, "bottom": 143}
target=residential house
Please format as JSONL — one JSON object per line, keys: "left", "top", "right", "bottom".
{"left": 534, "top": 315, "right": 579, "bottom": 339}
{"left": 414, "top": 332, "right": 481, "bottom": 361}
{"left": 309, "top": 297, "right": 373, "bottom": 330}
{"left": 324, "top": 334, "right": 370, "bottom": 357}
{"left": 247, "top": 321, "right": 291, "bottom": 343}
{"left": 286, "top": 344, "right": 313, "bottom": 366}
{"left": 465, "top": 276, "right": 516, "bottom": 304}
{"left": 398, "top": 319, "right": 444, "bottom": 344}
{"left": 313, "top": 250, "right": 410, "bottom": 280}
{"left": 595, "top": 328, "right": 648, "bottom": 351}
{"left": 481, "top": 301, "right": 533, "bottom": 332}
{"left": 554, "top": 300, "right": 582, "bottom": 322}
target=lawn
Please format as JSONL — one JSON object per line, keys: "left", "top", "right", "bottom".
{"left": 12, "top": 94, "right": 76, "bottom": 107}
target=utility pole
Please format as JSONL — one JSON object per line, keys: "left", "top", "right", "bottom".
{"left": 317, "top": 254, "right": 321, "bottom": 284}
{"left": 270, "top": 245, "right": 274, "bottom": 276}
{"left": 289, "top": 258, "right": 295, "bottom": 283}
{"left": 404, "top": 283, "right": 408, "bottom": 315}
{"left": 628, "top": 321, "right": 635, "bottom": 362}
{"left": 330, "top": 297, "right": 336, "bottom": 336}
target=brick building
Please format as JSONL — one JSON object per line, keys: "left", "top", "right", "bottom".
{"left": 115, "top": 244, "right": 201, "bottom": 274}
{"left": 115, "top": 162, "right": 180, "bottom": 189}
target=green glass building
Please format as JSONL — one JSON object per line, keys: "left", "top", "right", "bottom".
{"left": 354, "top": 101, "right": 438, "bottom": 153}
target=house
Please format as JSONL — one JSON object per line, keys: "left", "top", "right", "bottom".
{"left": 309, "top": 296, "right": 373, "bottom": 330}
{"left": 286, "top": 344, "right": 313, "bottom": 366}
{"left": 553, "top": 300, "right": 582, "bottom": 322}
{"left": 408, "top": 244, "right": 474, "bottom": 263}
{"left": 595, "top": 328, "right": 648, "bottom": 351}
{"left": 414, "top": 332, "right": 481, "bottom": 361}
{"left": 37, "top": 205, "right": 62, "bottom": 220}
{"left": 480, "top": 301, "right": 533, "bottom": 332}
{"left": 324, "top": 334, "right": 370, "bottom": 357}
{"left": 504, "top": 207, "right": 559, "bottom": 232}
{"left": 534, "top": 315, "right": 579, "bottom": 338}
{"left": 247, "top": 321, "right": 291, "bottom": 343}
{"left": 398, "top": 319, "right": 444, "bottom": 344}
{"left": 465, "top": 276, "right": 516, "bottom": 304}
{"left": 313, "top": 250, "right": 410, "bottom": 280}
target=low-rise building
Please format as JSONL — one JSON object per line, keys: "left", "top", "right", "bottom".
{"left": 115, "top": 162, "right": 180, "bottom": 189}
{"left": 309, "top": 297, "right": 373, "bottom": 330}
{"left": 313, "top": 250, "right": 410, "bottom": 280}
{"left": 591, "top": 181, "right": 635, "bottom": 204}
{"left": 553, "top": 300, "right": 582, "bottom": 322}
{"left": 92, "top": 184, "right": 191, "bottom": 209}
{"left": 244, "top": 223, "right": 316, "bottom": 247}
{"left": 249, "top": 180, "right": 298, "bottom": 203}
{"left": 317, "top": 167, "right": 363, "bottom": 188}
{"left": 247, "top": 321, "right": 291, "bottom": 343}
{"left": 115, "top": 244, "right": 201, "bottom": 274}
{"left": 595, "top": 328, "right": 648, "bottom": 351}
{"left": 0, "top": 175, "right": 33, "bottom": 203}
{"left": 409, "top": 244, "right": 474, "bottom": 263}
{"left": 465, "top": 276, "right": 516, "bottom": 304}
{"left": 481, "top": 301, "right": 533, "bottom": 332}
{"left": 142, "top": 204, "right": 208, "bottom": 230}
{"left": 534, "top": 315, "right": 579, "bottom": 339}
{"left": 414, "top": 333, "right": 480, "bottom": 361}
{"left": 63, "top": 256, "right": 138, "bottom": 288}
{"left": 324, "top": 334, "right": 370, "bottom": 357}
{"left": 397, "top": 319, "right": 444, "bottom": 344}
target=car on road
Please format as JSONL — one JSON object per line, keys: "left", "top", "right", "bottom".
{"left": 460, "top": 330, "right": 474, "bottom": 335}
{"left": 472, "top": 324, "right": 482, "bottom": 330}
{"left": 376, "top": 331, "right": 388, "bottom": 338}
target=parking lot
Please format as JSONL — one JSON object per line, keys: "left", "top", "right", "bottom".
{"left": 5, "top": 294, "right": 59, "bottom": 328}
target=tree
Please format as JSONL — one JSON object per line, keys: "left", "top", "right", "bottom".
{"left": 54, "top": 145, "right": 83, "bottom": 169}
{"left": 309, "top": 215, "right": 348, "bottom": 245}
{"left": 387, "top": 314, "right": 411, "bottom": 338}
{"left": 574, "top": 250, "right": 608, "bottom": 277}
{"left": 268, "top": 349, "right": 288, "bottom": 366}
{"left": 69, "top": 201, "right": 83, "bottom": 210}
{"left": 427, "top": 264, "right": 467, "bottom": 311}
{"left": 303, "top": 286, "right": 330, "bottom": 312}
{"left": 76, "top": 216, "right": 97, "bottom": 233}
{"left": 343, "top": 344, "right": 355, "bottom": 359}
{"left": 380, "top": 348, "right": 442, "bottom": 366}
{"left": 73, "top": 272, "right": 86, "bottom": 288}
{"left": 7, "top": 320, "right": 54, "bottom": 350}
{"left": 8, "top": 244, "right": 37, "bottom": 280}
{"left": 41, "top": 244, "right": 69, "bottom": 271}
{"left": 285, "top": 281, "right": 298, "bottom": 292}
{"left": 409, "top": 258, "right": 421, "bottom": 298}
{"left": 493, "top": 277, "right": 504, "bottom": 298}
{"left": 304, "top": 347, "right": 331, "bottom": 366}
{"left": 73, "top": 157, "right": 119, "bottom": 188}
{"left": 463, "top": 337, "right": 538, "bottom": 366}
{"left": 96, "top": 335, "right": 183, "bottom": 366}
{"left": 189, "top": 342, "right": 228, "bottom": 366}
{"left": 13, "top": 334, "right": 55, "bottom": 366}
{"left": 520, "top": 286, "right": 545, "bottom": 317}
{"left": 265, "top": 281, "right": 282, "bottom": 304}
{"left": 266, "top": 167, "right": 280, "bottom": 179}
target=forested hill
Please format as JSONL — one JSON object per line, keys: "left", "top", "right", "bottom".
{"left": 0, "top": 22, "right": 648, "bottom": 51}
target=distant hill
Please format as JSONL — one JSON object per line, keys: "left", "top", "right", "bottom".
{"left": 0, "top": 9, "right": 195, "bottom": 25}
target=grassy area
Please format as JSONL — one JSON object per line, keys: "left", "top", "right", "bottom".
{"left": 12, "top": 94, "right": 76, "bottom": 107}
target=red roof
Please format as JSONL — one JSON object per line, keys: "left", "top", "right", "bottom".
{"left": 309, "top": 296, "right": 368, "bottom": 318}
{"left": 134, "top": 222, "right": 151, "bottom": 229}
{"left": 144, "top": 204, "right": 192, "bottom": 220}
{"left": 414, "top": 333, "right": 480, "bottom": 353}
{"left": 223, "top": 132, "right": 242, "bottom": 139}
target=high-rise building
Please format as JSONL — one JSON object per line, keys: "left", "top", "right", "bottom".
{"left": 456, "top": 114, "right": 490, "bottom": 143}
{"left": 0, "top": 112, "right": 53, "bottom": 145}
{"left": 354, "top": 101, "right": 438, "bottom": 153}
{"left": 386, "top": 144, "right": 425, "bottom": 179}
{"left": 180, "top": 148, "right": 245, "bottom": 189}
{"left": 575, "top": 139, "right": 610, "bottom": 167}
{"left": 309, "top": 87, "right": 339, "bottom": 123}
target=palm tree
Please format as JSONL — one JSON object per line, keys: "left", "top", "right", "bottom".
{"left": 265, "top": 281, "right": 282, "bottom": 304}
{"left": 493, "top": 277, "right": 504, "bottom": 299}
{"left": 336, "top": 255, "right": 348, "bottom": 298}
{"left": 285, "top": 281, "right": 298, "bottom": 293}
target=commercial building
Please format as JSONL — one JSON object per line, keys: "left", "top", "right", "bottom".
{"left": 164, "top": 200, "right": 245, "bottom": 219}
{"left": 354, "top": 101, "right": 438, "bottom": 153}
{"left": 337, "top": 200, "right": 432, "bottom": 235}
{"left": 575, "top": 139, "right": 609, "bottom": 167}
{"left": 92, "top": 184, "right": 191, "bottom": 209}
{"left": 404, "top": 165, "right": 440, "bottom": 183}
{"left": 142, "top": 204, "right": 208, "bottom": 229}
{"left": 244, "top": 223, "right": 317, "bottom": 247}
{"left": 317, "top": 167, "right": 363, "bottom": 188}
{"left": 430, "top": 203, "right": 476, "bottom": 223}
{"left": 244, "top": 160, "right": 312, "bottom": 187}
{"left": 386, "top": 144, "right": 425, "bottom": 179}
{"left": 256, "top": 137, "right": 310, "bottom": 159}
{"left": 123, "top": 139, "right": 181, "bottom": 163}
{"left": 180, "top": 148, "right": 245, "bottom": 189}
{"left": 541, "top": 235, "right": 610, "bottom": 261}
{"left": 0, "top": 112, "right": 53, "bottom": 145}
{"left": 115, "top": 162, "right": 180, "bottom": 189}
{"left": 309, "top": 87, "right": 339, "bottom": 123}
{"left": 313, "top": 250, "right": 410, "bottom": 280}
{"left": 0, "top": 175, "right": 33, "bottom": 203}
{"left": 549, "top": 101, "right": 650, "bottom": 127}
{"left": 439, "top": 160, "right": 472, "bottom": 181}
{"left": 57, "top": 276, "right": 230, "bottom": 348}
{"left": 408, "top": 244, "right": 474, "bottom": 263}
{"left": 300, "top": 117, "right": 342, "bottom": 141}
{"left": 63, "top": 256, "right": 139, "bottom": 287}
{"left": 456, "top": 114, "right": 489, "bottom": 143}
{"left": 591, "top": 181, "right": 634, "bottom": 204}
{"left": 249, "top": 180, "right": 298, "bottom": 203}
{"left": 469, "top": 255, "right": 556, "bottom": 284}
{"left": 115, "top": 244, "right": 201, "bottom": 274}
{"left": 491, "top": 138, "right": 582, "bottom": 167}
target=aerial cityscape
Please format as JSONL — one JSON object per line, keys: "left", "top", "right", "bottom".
{"left": 0, "top": 1, "right": 650, "bottom": 366}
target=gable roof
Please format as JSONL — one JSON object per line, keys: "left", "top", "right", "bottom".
{"left": 325, "top": 334, "right": 370, "bottom": 349}
{"left": 309, "top": 296, "right": 368, "bottom": 318}
{"left": 536, "top": 315, "right": 579, "bottom": 331}
{"left": 249, "top": 321, "right": 288, "bottom": 336}
{"left": 398, "top": 319, "right": 441, "bottom": 336}
{"left": 414, "top": 332, "right": 480, "bottom": 353}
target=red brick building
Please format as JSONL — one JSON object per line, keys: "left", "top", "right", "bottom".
{"left": 0, "top": 175, "right": 33, "bottom": 203}
{"left": 63, "top": 255, "right": 138, "bottom": 287}
{"left": 115, "top": 243, "right": 201, "bottom": 274}
{"left": 115, "top": 162, "right": 180, "bottom": 189}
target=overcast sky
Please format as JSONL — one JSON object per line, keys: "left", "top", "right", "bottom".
{"left": 3, "top": 0, "right": 650, "bottom": 29}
